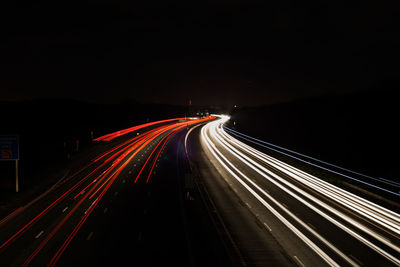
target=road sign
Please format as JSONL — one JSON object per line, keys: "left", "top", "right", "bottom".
{"left": 0, "top": 135, "right": 20, "bottom": 192}
{"left": 0, "top": 135, "right": 19, "bottom": 160}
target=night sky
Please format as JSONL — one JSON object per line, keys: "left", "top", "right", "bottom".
{"left": 1, "top": 1, "right": 398, "bottom": 107}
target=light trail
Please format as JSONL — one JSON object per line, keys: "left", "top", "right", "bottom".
{"left": 214, "top": 126, "right": 400, "bottom": 262}
{"left": 0, "top": 207, "right": 23, "bottom": 226}
{"left": 217, "top": 126, "right": 400, "bottom": 238}
{"left": 93, "top": 117, "right": 200, "bottom": 141}
{"left": 134, "top": 126, "right": 182, "bottom": 183}
{"left": 21, "top": 123, "right": 177, "bottom": 265}
{"left": 146, "top": 125, "right": 186, "bottom": 183}
{"left": 224, "top": 127, "right": 400, "bottom": 196}
{"left": 0, "top": 116, "right": 214, "bottom": 266}
{"left": 201, "top": 119, "right": 341, "bottom": 266}
{"left": 200, "top": 115, "right": 400, "bottom": 266}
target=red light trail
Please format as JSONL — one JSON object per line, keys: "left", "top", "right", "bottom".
{"left": 0, "top": 116, "right": 215, "bottom": 266}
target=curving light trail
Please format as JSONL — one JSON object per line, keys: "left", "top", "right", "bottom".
{"left": 224, "top": 127, "right": 400, "bottom": 196}
{"left": 201, "top": 115, "right": 400, "bottom": 266}
{"left": 0, "top": 116, "right": 214, "bottom": 266}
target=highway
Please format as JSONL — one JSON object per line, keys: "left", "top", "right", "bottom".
{"left": 0, "top": 116, "right": 219, "bottom": 266}
{"left": 190, "top": 115, "right": 400, "bottom": 267}
{"left": 1, "top": 114, "right": 399, "bottom": 267}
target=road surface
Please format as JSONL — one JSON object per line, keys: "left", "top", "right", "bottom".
{"left": 0, "top": 116, "right": 229, "bottom": 266}
{"left": 1, "top": 115, "right": 399, "bottom": 267}
{"left": 186, "top": 115, "right": 399, "bottom": 267}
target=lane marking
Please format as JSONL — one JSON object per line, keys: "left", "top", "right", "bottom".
{"left": 62, "top": 207, "right": 68, "bottom": 213}
{"left": 122, "top": 179, "right": 126, "bottom": 184}
{"left": 35, "top": 231, "right": 44, "bottom": 239}
{"left": 103, "top": 208, "right": 108, "bottom": 214}
{"left": 293, "top": 256, "right": 305, "bottom": 267}
{"left": 263, "top": 222, "right": 272, "bottom": 231}
{"left": 85, "top": 199, "right": 98, "bottom": 215}
{"left": 114, "top": 191, "right": 119, "bottom": 196}
{"left": 86, "top": 232, "right": 94, "bottom": 241}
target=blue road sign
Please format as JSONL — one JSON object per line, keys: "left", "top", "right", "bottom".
{"left": 0, "top": 135, "right": 19, "bottom": 160}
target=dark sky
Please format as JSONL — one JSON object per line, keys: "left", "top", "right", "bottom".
{"left": 0, "top": 1, "right": 398, "bottom": 107}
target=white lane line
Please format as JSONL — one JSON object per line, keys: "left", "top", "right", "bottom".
{"left": 263, "top": 222, "right": 272, "bottom": 231}
{"left": 104, "top": 207, "right": 108, "bottom": 214}
{"left": 35, "top": 231, "right": 44, "bottom": 239}
{"left": 85, "top": 199, "right": 98, "bottom": 215}
{"left": 293, "top": 256, "right": 305, "bottom": 267}
{"left": 87, "top": 232, "right": 94, "bottom": 241}
{"left": 62, "top": 207, "right": 68, "bottom": 213}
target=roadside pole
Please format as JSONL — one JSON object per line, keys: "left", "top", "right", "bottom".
{"left": 16, "top": 159, "right": 19, "bottom": 192}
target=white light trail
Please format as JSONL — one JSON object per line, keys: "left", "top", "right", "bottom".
{"left": 201, "top": 115, "right": 400, "bottom": 266}
{"left": 217, "top": 125, "right": 400, "bottom": 238}
{"left": 224, "top": 127, "right": 400, "bottom": 190}
{"left": 201, "top": 120, "right": 342, "bottom": 266}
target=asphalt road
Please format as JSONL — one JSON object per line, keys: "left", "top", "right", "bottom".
{"left": 0, "top": 117, "right": 232, "bottom": 267}
{"left": 1, "top": 115, "right": 399, "bottom": 267}
{"left": 189, "top": 115, "right": 399, "bottom": 267}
